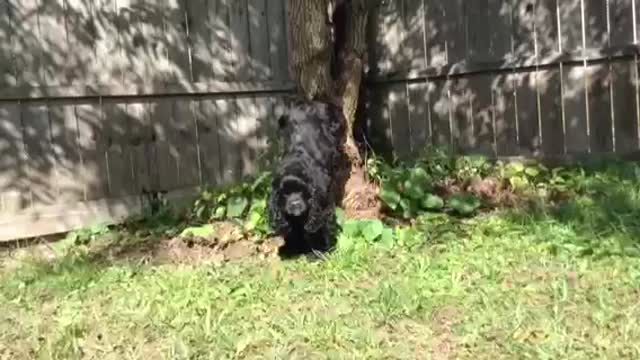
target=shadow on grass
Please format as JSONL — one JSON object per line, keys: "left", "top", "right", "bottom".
{"left": 501, "top": 160, "right": 640, "bottom": 258}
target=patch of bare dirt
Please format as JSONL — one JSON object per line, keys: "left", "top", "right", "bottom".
{"left": 148, "top": 222, "right": 285, "bottom": 265}
{"left": 429, "top": 306, "right": 463, "bottom": 360}
{"left": 103, "top": 220, "right": 282, "bottom": 265}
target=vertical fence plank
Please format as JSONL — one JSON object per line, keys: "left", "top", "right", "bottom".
{"left": 0, "top": 104, "right": 26, "bottom": 213}
{"left": 408, "top": 82, "right": 430, "bottom": 154}
{"left": 429, "top": 79, "right": 451, "bottom": 147}
{"left": 103, "top": 101, "right": 135, "bottom": 197}
{"left": 512, "top": 0, "right": 536, "bottom": 62}
{"left": 388, "top": 83, "right": 411, "bottom": 159}
{"left": 267, "top": 0, "right": 288, "bottom": 81}
{"left": 514, "top": 70, "right": 540, "bottom": 155}
{"left": 466, "top": 0, "right": 491, "bottom": 61}
{"left": 469, "top": 74, "right": 495, "bottom": 156}
{"left": 610, "top": 0, "right": 634, "bottom": 47}
{"left": 493, "top": 73, "right": 519, "bottom": 156}
{"left": 562, "top": 64, "right": 589, "bottom": 154}
{"left": 611, "top": 60, "right": 639, "bottom": 153}
{"left": 150, "top": 99, "right": 178, "bottom": 191}
{"left": 11, "top": 0, "right": 44, "bottom": 87}
{"left": 538, "top": 67, "right": 565, "bottom": 156}
{"left": 22, "top": 102, "right": 54, "bottom": 207}
{"left": 172, "top": 98, "right": 200, "bottom": 188}
{"left": 587, "top": 64, "right": 614, "bottom": 153}
{"left": 366, "top": 85, "right": 394, "bottom": 158}
{"left": 584, "top": 0, "right": 609, "bottom": 51}
{"left": 249, "top": 0, "right": 271, "bottom": 80}
{"left": 402, "top": 0, "right": 426, "bottom": 71}
{"left": 188, "top": 0, "right": 214, "bottom": 84}
{"left": 234, "top": 96, "right": 259, "bottom": 176}
{"left": 0, "top": 0, "right": 16, "bottom": 87}
{"left": 117, "top": 0, "right": 164, "bottom": 86}
{"left": 48, "top": 103, "right": 84, "bottom": 203}
{"left": 535, "top": 0, "right": 560, "bottom": 63}
{"left": 75, "top": 102, "right": 109, "bottom": 200}
{"left": 252, "top": 94, "right": 274, "bottom": 167}
{"left": 230, "top": 0, "right": 251, "bottom": 80}
{"left": 372, "top": 0, "right": 403, "bottom": 75}
{"left": 558, "top": 0, "right": 583, "bottom": 54}
{"left": 216, "top": 98, "right": 240, "bottom": 183}
{"left": 64, "top": 0, "right": 96, "bottom": 86}
{"left": 443, "top": 0, "right": 466, "bottom": 65}
{"left": 424, "top": 1, "right": 447, "bottom": 68}
{"left": 165, "top": 0, "right": 193, "bottom": 86}
{"left": 127, "top": 101, "right": 153, "bottom": 193}
{"left": 212, "top": 0, "right": 234, "bottom": 81}
{"left": 93, "top": 0, "right": 121, "bottom": 86}
{"left": 35, "top": 0, "right": 67, "bottom": 87}
{"left": 449, "top": 77, "right": 472, "bottom": 152}
{"left": 195, "top": 98, "right": 224, "bottom": 186}
{"left": 488, "top": 0, "right": 512, "bottom": 60}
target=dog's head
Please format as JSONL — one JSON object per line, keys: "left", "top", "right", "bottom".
{"left": 278, "top": 175, "right": 311, "bottom": 218}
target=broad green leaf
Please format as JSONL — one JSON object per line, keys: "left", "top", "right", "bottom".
{"left": 213, "top": 206, "right": 226, "bottom": 220}
{"left": 379, "top": 182, "right": 402, "bottom": 210}
{"left": 362, "top": 220, "right": 384, "bottom": 242}
{"left": 341, "top": 220, "right": 362, "bottom": 238}
{"left": 448, "top": 193, "right": 481, "bottom": 215}
{"left": 379, "top": 228, "right": 395, "bottom": 249}
{"left": 400, "top": 198, "right": 418, "bottom": 219}
{"left": 227, "top": 196, "right": 249, "bottom": 218}
{"left": 403, "top": 179, "right": 425, "bottom": 200}
{"left": 409, "top": 167, "right": 430, "bottom": 186}
{"left": 180, "top": 224, "right": 216, "bottom": 238}
{"left": 524, "top": 166, "right": 540, "bottom": 177}
{"left": 421, "top": 194, "right": 445, "bottom": 210}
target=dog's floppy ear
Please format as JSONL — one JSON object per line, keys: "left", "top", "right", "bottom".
{"left": 267, "top": 188, "right": 289, "bottom": 233}
{"left": 303, "top": 187, "right": 331, "bottom": 233}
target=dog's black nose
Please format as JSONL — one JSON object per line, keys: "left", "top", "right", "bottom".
{"left": 285, "top": 193, "right": 307, "bottom": 216}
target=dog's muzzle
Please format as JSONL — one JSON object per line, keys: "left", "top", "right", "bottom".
{"left": 284, "top": 192, "right": 307, "bottom": 217}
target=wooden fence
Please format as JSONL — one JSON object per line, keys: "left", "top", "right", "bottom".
{"left": 1, "top": 0, "right": 640, "bottom": 241}
{"left": 366, "top": 0, "right": 640, "bottom": 162}
{"left": 0, "top": 0, "right": 291, "bottom": 241}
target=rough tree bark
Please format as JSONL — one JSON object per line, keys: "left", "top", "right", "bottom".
{"left": 287, "top": 0, "right": 380, "bottom": 219}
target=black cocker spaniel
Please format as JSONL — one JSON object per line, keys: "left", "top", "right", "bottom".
{"left": 267, "top": 98, "right": 345, "bottom": 257}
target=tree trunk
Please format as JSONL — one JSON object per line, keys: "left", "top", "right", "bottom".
{"left": 287, "top": 0, "right": 380, "bottom": 219}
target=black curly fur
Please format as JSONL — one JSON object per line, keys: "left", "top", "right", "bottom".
{"left": 268, "top": 99, "right": 345, "bottom": 257}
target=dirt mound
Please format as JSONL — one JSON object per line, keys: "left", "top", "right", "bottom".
{"left": 151, "top": 222, "right": 284, "bottom": 265}
{"left": 341, "top": 166, "right": 381, "bottom": 220}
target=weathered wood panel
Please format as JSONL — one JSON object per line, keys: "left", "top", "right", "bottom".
{"left": 538, "top": 67, "right": 565, "bottom": 156}
{"left": 267, "top": 0, "right": 288, "bottom": 81}
{"left": 587, "top": 64, "right": 614, "bottom": 153}
{"left": 407, "top": 82, "right": 430, "bottom": 154}
{"left": 387, "top": 83, "right": 411, "bottom": 159}
{"left": 75, "top": 102, "right": 110, "bottom": 200}
{"left": 514, "top": 70, "right": 540, "bottom": 155}
{"left": 0, "top": 104, "right": 26, "bottom": 214}
{"left": 48, "top": 103, "right": 84, "bottom": 202}
{"left": 562, "top": 64, "right": 589, "bottom": 154}
{"left": 611, "top": 60, "right": 639, "bottom": 153}
{"left": 429, "top": 79, "right": 451, "bottom": 148}
{"left": 493, "top": 72, "right": 518, "bottom": 156}
{"left": 469, "top": 74, "right": 495, "bottom": 156}
{"left": 102, "top": 101, "right": 136, "bottom": 198}
{"left": 171, "top": 99, "right": 200, "bottom": 188}
{"left": 194, "top": 98, "right": 224, "bottom": 187}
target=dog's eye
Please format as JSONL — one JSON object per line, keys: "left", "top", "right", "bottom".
{"left": 277, "top": 115, "right": 287, "bottom": 129}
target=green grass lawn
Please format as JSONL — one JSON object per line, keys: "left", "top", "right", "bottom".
{"left": 2, "top": 159, "right": 640, "bottom": 359}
